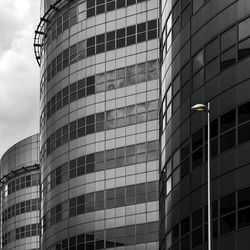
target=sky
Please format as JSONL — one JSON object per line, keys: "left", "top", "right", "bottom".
{"left": 0, "top": 0, "right": 40, "bottom": 157}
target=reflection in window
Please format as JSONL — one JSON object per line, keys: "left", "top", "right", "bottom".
{"left": 220, "top": 46, "right": 236, "bottom": 70}
{"left": 238, "top": 38, "right": 250, "bottom": 61}
{"left": 239, "top": 18, "right": 250, "bottom": 41}
{"left": 220, "top": 213, "right": 235, "bottom": 235}
{"left": 193, "top": 50, "right": 204, "bottom": 73}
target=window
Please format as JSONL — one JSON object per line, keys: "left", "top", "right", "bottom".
{"left": 220, "top": 193, "right": 235, "bottom": 215}
{"left": 220, "top": 213, "right": 235, "bottom": 235}
{"left": 220, "top": 110, "right": 236, "bottom": 132}
{"left": 221, "top": 26, "right": 236, "bottom": 52}
{"left": 220, "top": 46, "right": 236, "bottom": 70}
{"left": 238, "top": 101, "right": 250, "bottom": 124}
{"left": 238, "top": 187, "right": 250, "bottom": 209}
{"left": 239, "top": 18, "right": 250, "bottom": 41}
{"left": 205, "top": 38, "right": 219, "bottom": 63}
{"left": 193, "top": 50, "right": 204, "bottom": 73}
{"left": 238, "top": 122, "right": 250, "bottom": 144}
{"left": 192, "top": 208, "right": 203, "bottom": 229}
{"left": 238, "top": 38, "right": 250, "bottom": 60}
{"left": 238, "top": 207, "right": 250, "bottom": 228}
{"left": 220, "top": 129, "right": 236, "bottom": 152}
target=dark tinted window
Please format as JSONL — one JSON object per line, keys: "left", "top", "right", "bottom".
{"left": 181, "top": 217, "right": 189, "bottom": 235}
{"left": 238, "top": 187, "right": 250, "bottom": 208}
{"left": 238, "top": 122, "right": 250, "bottom": 144}
{"left": 220, "top": 110, "right": 236, "bottom": 132}
{"left": 192, "top": 208, "right": 203, "bottom": 229}
{"left": 220, "top": 213, "right": 235, "bottom": 235}
{"left": 238, "top": 101, "right": 250, "bottom": 124}
{"left": 220, "top": 129, "right": 236, "bottom": 152}
{"left": 220, "top": 193, "right": 235, "bottom": 215}
{"left": 238, "top": 207, "right": 250, "bottom": 229}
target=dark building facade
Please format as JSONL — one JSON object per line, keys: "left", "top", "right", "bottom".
{"left": 35, "top": 0, "right": 160, "bottom": 249}
{"left": 0, "top": 134, "right": 40, "bottom": 250}
{"left": 160, "top": 0, "right": 250, "bottom": 249}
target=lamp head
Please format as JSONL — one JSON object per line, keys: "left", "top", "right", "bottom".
{"left": 191, "top": 103, "right": 206, "bottom": 111}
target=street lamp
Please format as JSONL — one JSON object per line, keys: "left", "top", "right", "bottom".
{"left": 191, "top": 102, "right": 211, "bottom": 250}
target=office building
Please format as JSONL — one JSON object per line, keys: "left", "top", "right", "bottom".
{"left": 160, "top": 0, "right": 250, "bottom": 249}
{"left": 0, "top": 134, "right": 40, "bottom": 250}
{"left": 35, "top": 0, "right": 160, "bottom": 249}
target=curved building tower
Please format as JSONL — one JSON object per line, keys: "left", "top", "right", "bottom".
{"left": 0, "top": 134, "right": 40, "bottom": 250}
{"left": 35, "top": 0, "right": 159, "bottom": 249}
{"left": 160, "top": 0, "right": 250, "bottom": 249}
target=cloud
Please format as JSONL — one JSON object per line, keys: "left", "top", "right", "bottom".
{"left": 0, "top": 0, "right": 40, "bottom": 157}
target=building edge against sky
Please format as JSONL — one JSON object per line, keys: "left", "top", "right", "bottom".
{"left": 0, "top": 134, "right": 40, "bottom": 250}
{"left": 160, "top": 0, "right": 250, "bottom": 249}
{"left": 37, "top": 0, "right": 160, "bottom": 249}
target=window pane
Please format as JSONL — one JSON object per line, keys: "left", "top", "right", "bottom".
{"left": 220, "top": 110, "right": 236, "bottom": 132}
{"left": 239, "top": 18, "right": 250, "bottom": 41}
{"left": 238, "top": 187, "right": 250, "bottom": 208}
{"left": 239, "top": 101, "right": 250, "bottom": 124}
{"left": 220, "top": 129, "right": 236, "bottom": 152}
{"left": 192, "top": 208, "right": 203, "bottom": 229}
{"left": 238, "top": 38, "right": 250, "bottom": 60}
{"left": 238, "top": 207, "right": 250, "bottom": 229}
{"left": 221, "top": 26, "right": 236, "bottom": 51}
{"left": 192, "top": 227, "right": 202, "bottom": 247}
{"left": 193, "top": 50, "right": 204, "bottom": 73}
{"left": 220, "top": 46, "right": 236, "bottom": 70}
{"left": 220, "top": 213, "right": 235, "bottom": 235}
{"left": 238, "top": 122, "right": 250, "bottom": 144}
{"left": 205, "top": 57, "right": 219, "bottom": 81}
{"left": 220, "top": 193, "right": 235, "bottom": 215}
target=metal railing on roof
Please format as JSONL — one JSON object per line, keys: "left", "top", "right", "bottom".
{"left": 0, "top": 164, "right": 40, "bottom": 188}
{"left": 33, "top": 0, "right": 65, "bottom": 66}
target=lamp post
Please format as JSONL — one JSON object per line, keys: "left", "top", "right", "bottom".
{"left": 191, "top": 102, "right": 211, "bottom": 250}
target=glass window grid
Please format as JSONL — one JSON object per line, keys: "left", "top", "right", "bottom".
{"left": 42, "top": 181, "right": 158, "bottom": 231}
{"left": 46, "top": 221, "right": 158, "bottom": 250}
{"left": 161, "top": 16, "right": 250, "bottom": 103}
{"left": 2, "top": 223, "right": 40, "bottom": 246}
{"left": 189, "top": 19, "right": 250, "bottom": 93}
{"left": 5, "top": 173, "right": 40, "bottom": 197}
{"left": 162, "top": 185, "right": 250, "bottom": 249}
{"left": 45, "top": 4, "right": 79, "bottom": 47}
{"left": 42, "top": 140, "right": 158, "bottom": 193}
{"left": 40, "top": 60, "right": 159, "bottom": 127}
{"left": 160, "top": 100, "right": 250, "bottom": 195}
{"left": 43, "top": 100, "right": 158, "bottom": 157}
{"left": 86, "top": 0, "right": 147, "bottom": 18}
{"left": 43, "top": 19, "right": 158, "bottom": 84}
{"left": 2, "top": 198, "right": 40, "bottom": 223}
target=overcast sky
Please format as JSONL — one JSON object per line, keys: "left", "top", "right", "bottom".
{"left": 0, "top": 0, "right": 40, "bottom": 157}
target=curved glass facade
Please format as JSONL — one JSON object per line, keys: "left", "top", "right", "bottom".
{"left": 38, "top": 0, "right": 159, "bottom": 249}
{"left": 160, "top": 0, "right": 250, "bottom": 249}
{"left": 0, "top": 134, "right": 40, "bottom": 250}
